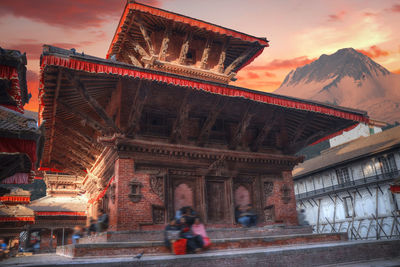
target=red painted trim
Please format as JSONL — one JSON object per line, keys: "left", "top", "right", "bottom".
{"left": 107, "top": 2, "right": 268, "bottom": 58}
{"left": 35, "top": 211, "right": 86, "bottom": 216}
{"left": 88, "top": 176, "right": 115, "bottom": 204}
{"left": 0, "top": 137, "right": 36, "bottom": 170}
{"left": 310, "top": 123, "right": 360, "bottom": 146}
{"left": 0, "top": 196, "right": 30, "bottom": 203}
{"left": 390, "top": 184, "right": 400, "bottom": 193}
{"left": 39, "top": 55, "right": 369, "bottom": 127}
{"left": 37, "top": 167, "right": 63, "bottom": 172}
{"left": 0, "top": 217, "right": 34, "bottom": 222}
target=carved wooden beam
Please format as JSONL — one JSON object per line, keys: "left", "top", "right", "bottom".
{"left": 224, "top": 46, "right": 255, "bottom": 75}
{"left": 126, "top": 34, "right": 150, "bottom": 59}
{"left": 127, "top": 53, "right": 143, "bottom": 67}
{"left": 58, "top": 99, "right": 108, "bottom": 134}
{"left": 51, "top": 150, "right": 89, "bottom": 171}
{"left": 200, "top": 34, "right": 213, "bottom": 69}
{"left": 289, "top": 130, "right": 325, "bottom": 154}
{"left": 136, "top": 17, "right": 155, "bottom": 55}
{"left": 159, "top": 22, "right": 172, "bottom": 61}
{"left": 53, "top": 142, "right": 94, "bottom": 167}
{"left": 251, "top": 110, "right": 281, "bottom": 152}
{"left": 197, "top": 98, "right": 227, "bottom": 146}
{"left": 178, "top": 31, "right": 193, "bottom": 65}
{"left": 291, "top": 112, "right": 315, "bottom": 144}
{"left": 229, "top": 104, "right": 255, "bottom": 150}
{"left": 116, "top": 13, "right": 136, "bottom": 56}
{"left": 126, "top": 80, "right": 149, "bottom": 137}
{"left": 64, "top": 71, "right": 120, "bottom": 133}
{"left": 217, "top": 38, "right": 230, "bottom": 73}
{"left": 47, "top": 69, "right": 62, "bottom": 164}
{"left": 54, "top": 126, "right": 100, "bottom": 157}
{"left": 170, "top": 90, "right": 192, "bottom": 143}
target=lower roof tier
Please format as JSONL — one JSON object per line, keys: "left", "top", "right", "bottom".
{"left": 39, "top": 45, "right": 369, "bottom": 175}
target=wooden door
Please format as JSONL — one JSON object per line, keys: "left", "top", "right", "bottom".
{"left": 206, "top": 180, "right": 226, "bottom": 223}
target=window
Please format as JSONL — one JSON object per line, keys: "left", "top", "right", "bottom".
{"left": 335, "top": 168, "right": 350, "bottom": 184}
{"left": 129, "top": 180, "right": 143, "bottom": 202}
{"left": 378, "top": 154, "right": 397, "bottom": 175}
{"left": 343, "top": 196, "right": 355, "bottom": 218}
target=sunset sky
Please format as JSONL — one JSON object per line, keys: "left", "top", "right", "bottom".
{"left": 1, "top": 0, "right": 399, "bottom": 112}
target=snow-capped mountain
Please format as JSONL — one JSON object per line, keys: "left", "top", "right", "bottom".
{"left": 275, "top": 48, "right": 400, "bottom": 123}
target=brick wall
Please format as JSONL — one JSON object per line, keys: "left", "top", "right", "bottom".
{"left": 265, "top": 171, "right": 298, "bottom": 225}
{"left": 109, "top": 158, "right": 164, "bottom": 230}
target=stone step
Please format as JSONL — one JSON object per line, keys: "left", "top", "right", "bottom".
{"left": 78, "top": 225, "right": 313, "bottom": 244}
{"left": 4, "top": 240, "right": 400, "bottom": 267}
{"left": 57, "top": 232, "right": 346, "bottom": 258}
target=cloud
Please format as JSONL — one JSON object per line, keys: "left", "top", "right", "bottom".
{"left": 26, "top": 70, "right": 38, "bottom": 81}
{"left": 388, "top": 4, "right": 400, "bottom": 13}
{"left": 363, "top": 12, "right": 377, "bottom": 17}
{"left": 393, "top": 69, "right": 400, "bottom": 74}
{"left": 357, "top": 45, "right": 389, "bottom": 59}
{"left": 4, "top": 40, "right": 95, "bottom": 60}
{"left": 247, "top": 71, "right": 260, "bottom": 79}
{"left": 0, "top": 0, "right": 161, "bottom": 29}
{"left": 245, "top": 56, "right": 316, "bottom": 71}
{"left": 328, "top": 10, "right": 347, "bottom": 22}
{"left": 264, "top": 71, "right": 276, "bottom": 78}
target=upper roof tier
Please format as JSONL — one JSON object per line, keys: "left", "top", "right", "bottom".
{"left": 107, "top": 1, "right": 269, "bottom": 84}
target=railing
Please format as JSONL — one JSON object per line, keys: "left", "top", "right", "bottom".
{"left": 296, "top": 170, "right": 399, "bottom": 200}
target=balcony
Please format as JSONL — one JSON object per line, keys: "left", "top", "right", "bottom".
{"left": 296, "top": 170, "right": 399, "bottom": 200}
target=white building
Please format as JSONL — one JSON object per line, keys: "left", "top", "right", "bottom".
{"left": 293, "top": 126, "right": 400, "bottom": 240}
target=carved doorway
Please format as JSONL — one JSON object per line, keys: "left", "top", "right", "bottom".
{"left": 206, "top": 179, "right": 228, "bottom": 223}
{"left": 174, "top": 183, "right": 194, "bottom": 212}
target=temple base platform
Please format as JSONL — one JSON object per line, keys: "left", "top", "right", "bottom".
{"left": 56, "top": 226, "right": 348, "bottom": 258}
{"left": 4, "top": 240, "right": 398, "bottom": 267}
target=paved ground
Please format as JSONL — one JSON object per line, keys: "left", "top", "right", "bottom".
{"left": 1, "top": 241, "right": 399, "bottom": 267}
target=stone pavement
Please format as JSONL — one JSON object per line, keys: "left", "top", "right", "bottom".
{"left": 1, "top": 240, "right": 399, "bottom": 267}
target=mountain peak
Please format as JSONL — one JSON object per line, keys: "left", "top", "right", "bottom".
{"left": 279, "top": 47, "right": 390, "bottom": 89}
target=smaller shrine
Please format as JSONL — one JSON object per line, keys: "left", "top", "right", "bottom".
{"left": 27, "top": 173, "right": 87, "bottom": 252}
{"left": 0, "top": 188, "right": 34, "bottom": 245}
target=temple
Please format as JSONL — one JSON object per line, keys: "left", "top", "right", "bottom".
{"left": 38, "top": 1, "right": 369, "bottom": 233}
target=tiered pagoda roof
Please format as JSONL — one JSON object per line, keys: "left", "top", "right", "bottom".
{"left": 38, "top": 45, "right": 368, "bottom": 176}
{"left": 107, "top": 1, "right": 268, "bottom": 83}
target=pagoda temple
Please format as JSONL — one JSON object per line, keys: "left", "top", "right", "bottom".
{"left": 38, "top": 1, "right": 369, "bottom": 231}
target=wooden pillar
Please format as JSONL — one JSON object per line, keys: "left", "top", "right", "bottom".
{"left": 50, "top": 228, "right": 53, "bottom": 251}
{"left": 333, "top": 196, "right": 337, "bottom": 232}
{"left": 317, "top": 199, "right": 321, "bottom": 233}
{"left": 376, "top": 187, "right": 379, "bottom": 239}
{"left": 62, "top": 227, "right": 65, "bottom": 246}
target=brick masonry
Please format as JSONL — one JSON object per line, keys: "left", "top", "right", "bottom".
{"left": 110, "top": 158, "right": 163, "bottom": 231}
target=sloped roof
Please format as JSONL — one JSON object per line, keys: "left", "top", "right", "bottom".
{"left": 0, "top": 106, "right": 39, "bottom": 140}
{"left": 0, "top": 204, "right": 34, "bottom": 217}
{"left": 29, "top": 195, "right": 87, "bottom": 212}
{"left": 293, "top": 126, "right": 400, "bottom": 179}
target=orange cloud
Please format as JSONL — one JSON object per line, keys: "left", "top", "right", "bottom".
{"left": 363, "top": 12, "right": 377, "bottom": 17}
{"left": 245, "top": 56, "right": 316, "bottom": 71}
{"left": 357, "top": 45, "right": 389, "bottom": 59}
{"left": 0, "top": 0, "right": 161, "bottom": 29}
{"left": 264, "top": 71, "right": 276, "bottom": 78}
{"left": 328, "top": 10, "right": 347, "bottom": 22}
{"left": 389, "top": 4, "right": 400, "bottom": 13}
{"left": 247, "top": 71, "right": 260, "bottom": 79}
{"left": 25, "top": 79, "right": 39, "bottom": 112}
{"left": 393, "top": 69, "right": 400, "bottom": 74}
